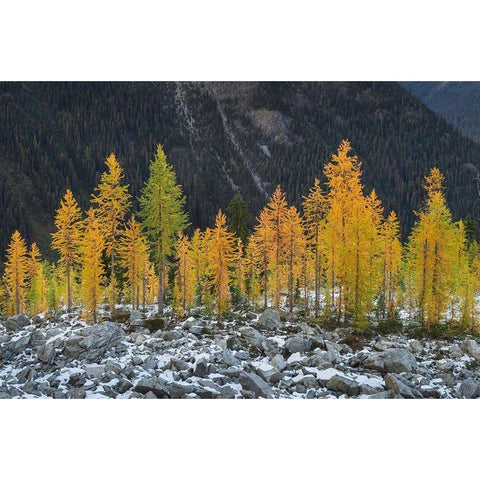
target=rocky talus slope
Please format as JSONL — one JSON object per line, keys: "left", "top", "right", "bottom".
{"left": 1, "top": 309, "right": 480, "bottom": 399}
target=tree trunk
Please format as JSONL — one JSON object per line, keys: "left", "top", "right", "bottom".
{"left": 314, "top": 232, "right": 319, "bottom": 318}
{"left": 67, "top": 263, "right": 72, "bottom": 312}
{"left": 263, "top": 254, "right": 268, "bottom": 309}
{"left": 158, "top": 257, "right": 165, "bottom": 315}
{"left": 110, "top": 249, "right": 115, "bottom": 313}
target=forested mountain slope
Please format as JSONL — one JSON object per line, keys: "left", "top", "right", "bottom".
{"left": 1, "top": 81, "right": 480, "bottom": 259}
{"left": 401, "top": 81, "right": 480, "bottom": 143}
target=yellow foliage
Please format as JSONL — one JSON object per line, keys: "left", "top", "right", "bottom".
{"left": 2, "top": 231, "right": 28, "bottom": 315}
{"left": 51, "top": 189, "right": 82, "bottom": 310}
{"left": 204, "top": 210, "right": 235, "bottom": 317}
{"left": 79, "top": 209, "right": 105, "bottom": 322}
{"left": 91, "top": 153, "right": 131, "bottom": 311}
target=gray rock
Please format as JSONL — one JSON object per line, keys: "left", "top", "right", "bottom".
{"left": 238, "top": 371, "right": 274, "bottom": 398}
{"left": 364, "top": 348, "right": 417, "bottom": 374}
{"left": 220, "top": 385, "right": 237, "bottom": 399}
{"left": 234, "top": 350, "right": 250, "bottom": 361}
{"left": 238, "top": 327, "right": 266, "bottom": 349}
{"left": 459, "top": 379, "right": 480, "bottom": 399}
{"left": 374, "top": 339, "right": 398, "bottom": 351}
{"left": 448, "top": 345, "right": 464, "bottom": 359}
{"left": 30, "top": 330, "right": 47, "bottom": 348}
{"left": 296, "top": 384, "right": 307, "bottom": 394}
{"left": 36, "top": 343, "right": 56, "bottom": 364}
{"left": 165, "top": 381, "right": 196, "bottom": 399}
{"left": 270, "top": 353, "right": 286, "bottom": 372}
{"left": 129, "top": 392, "right": 145, "bottom": 399}
{"left": 63, "top": 322, "right": 125, "bottom": 361}
{"left": 222, "top": 349, "right": 240, "bottom": 367}
{"left": 324, "top": 340, "right": 343, "bottom": 354}
{"left": 461, "top": 339, "right": 480, "bottom": 360}
{"left": 142, "top": 356, "right": 158, "bottom": 371}
{"left": 189, "top": 326, "right": 204, "bottom": 336}
{"left": 164, "top": 329, "right": 184, "bottom": 341}
{"left": 301, "top": 375, "right": 317, "bottom": 389}
{"left": 130, "top": 310, "right": 142, "bottom": 322}
{"left": 171, "top": 358, "right": 190, "bottom": 371}
{"left": 436, "top": 359, "right": 454, "bottom": 372}
{"left": 348, "top": 351, "right": 370, "bottom": 368}
{"left": 285, "top": 336, "right": 312, "bottom": 354}
{"left": 298, "top": 323, "right": 317, "bottom": 335}
{"left": 442, "top": 373, "right": 456, "bottom": 388}
{"left": 68, "top": 373, "right": 86, "bottom": 387}
{"left": 66, "top": 388, "right": 86, "bottom": 399}
{"left": 145, "top": 390, "right": 158, "bottom": 399}
{"left": 17, "top": 366, "right": 35, "bottom": 383}
{"left": 117, "top": 378, "right": 133, "bottom": 394}
{"left": 13, "top": 333, "right": 32, "bottom": 352}
{"left": 5, "top": 314, "right": 30, "bottom": 332}
{"left": 368, "top": 391, "right": 391, "bottom": 399}
{"left": 360, "top": 384, "right": 383, "bottom": 395}
{"left": 257, "top": 309, "right": 282, "bottom": 331}
{"left": 84, "top": 365, "right": 105, "bottom": 378}
{"left": 194, "top": 358, "right": 209, "bottom": 377}
{"left": 105, "top": 360, "right": 123, "bottom": 374}
{"left": 326, "top": 375, "right": 360, "bottom": 396}
{"left": 420, "top": 385, "right": 442, "bottom": 399}
{"left": 384, "top": 373, "right": 423, "bottom": 399}
{"left": 182, "top": 317, "right": 203, "bottom": 330}
{"left": 256, "top": 364, "right": 282, "bottom": 384}
{"left": 133, "top": 378, "right": 169, "bottom": 398}
{"left": 410, "top": 340, "right": 424, "bottom": 355}
{"left": 309, "top": 350, "right": 339, "bottom": 367}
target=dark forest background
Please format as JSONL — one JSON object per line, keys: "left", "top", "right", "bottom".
{"left": 1, "top": 81, "right": 480, "bottom": 260}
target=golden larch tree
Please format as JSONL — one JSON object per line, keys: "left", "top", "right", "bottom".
{"left": 91, "top": 153, "right": 131, "bottom": 312}
{"left": 232, "top": 237, "right": 247, "bottom": 300}
{"left": 380, "top": 211, "right": 402, "bottom": 321}
{"left": 204, "top": 210, "right": 235, "bottom": 317}
{"left": 282, "top": 206, "right": 306, "bottom": 313}
{"left": 26, "top": 243, "right": 47, "bottom": 315}
{"left": 406, "top": 168, "right": 459, "bottom": 327}
{"left": 302, "top": 178, "right": 328, "bottom": 318}
{"left": 2, "top": 231, "right": 28, "bottom": 315}
{"left": 190, "top": 228, "right": 206, "bottom": 304}
{"left": 79, "top": 209, "right": 106, "bottom": 323}
{"left": 323, "top": 140, "right": 384, "bottom": 330}
{"left": 265, "top": 186, "right": 288, "bottom": 309}
{"left": 174, "top": 232, "right": 195, "bottom": 316}
{"left": 51, "top": 189, "right": 82, "bottom": 311}
{"left": 245, "top": 237, "right": 261, "bottom": 310}
{"left": 118, "top": 215, "right": 148, "bottom": 309}
{"left": 251, "top": 208, "right": 273, "bottom": 308}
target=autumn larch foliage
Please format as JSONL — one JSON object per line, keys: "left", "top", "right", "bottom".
{"left": 118, "top": 215, "right": 148, "bottom": 309}
{"left": 173, "top": 232, "right": 195, "bottom": 317}
{"left": 204, "top": 210, "right": 235, "bottom": 317}
{"left": 3, "top": 139, "right": 480, "bottom": 334}
{"left": 91, "top": 153, "right": 131, "bottom": 312}
{"left": 51, "top": 189, "right": 82, "bottom": 311}
{"left": 2, "top": 231, "right": 28, "bottom": 315}
{"left": 406, "top": 168, "right": 463, "bottom": 327}
{"left": 26, "top": 242, "right": 47, "bottom": 315}
{"left": 302, "top": 178, "right": 328, "bottom": 318}
{"left": 79, "top": 209, "right": 105, "bottom": 323}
